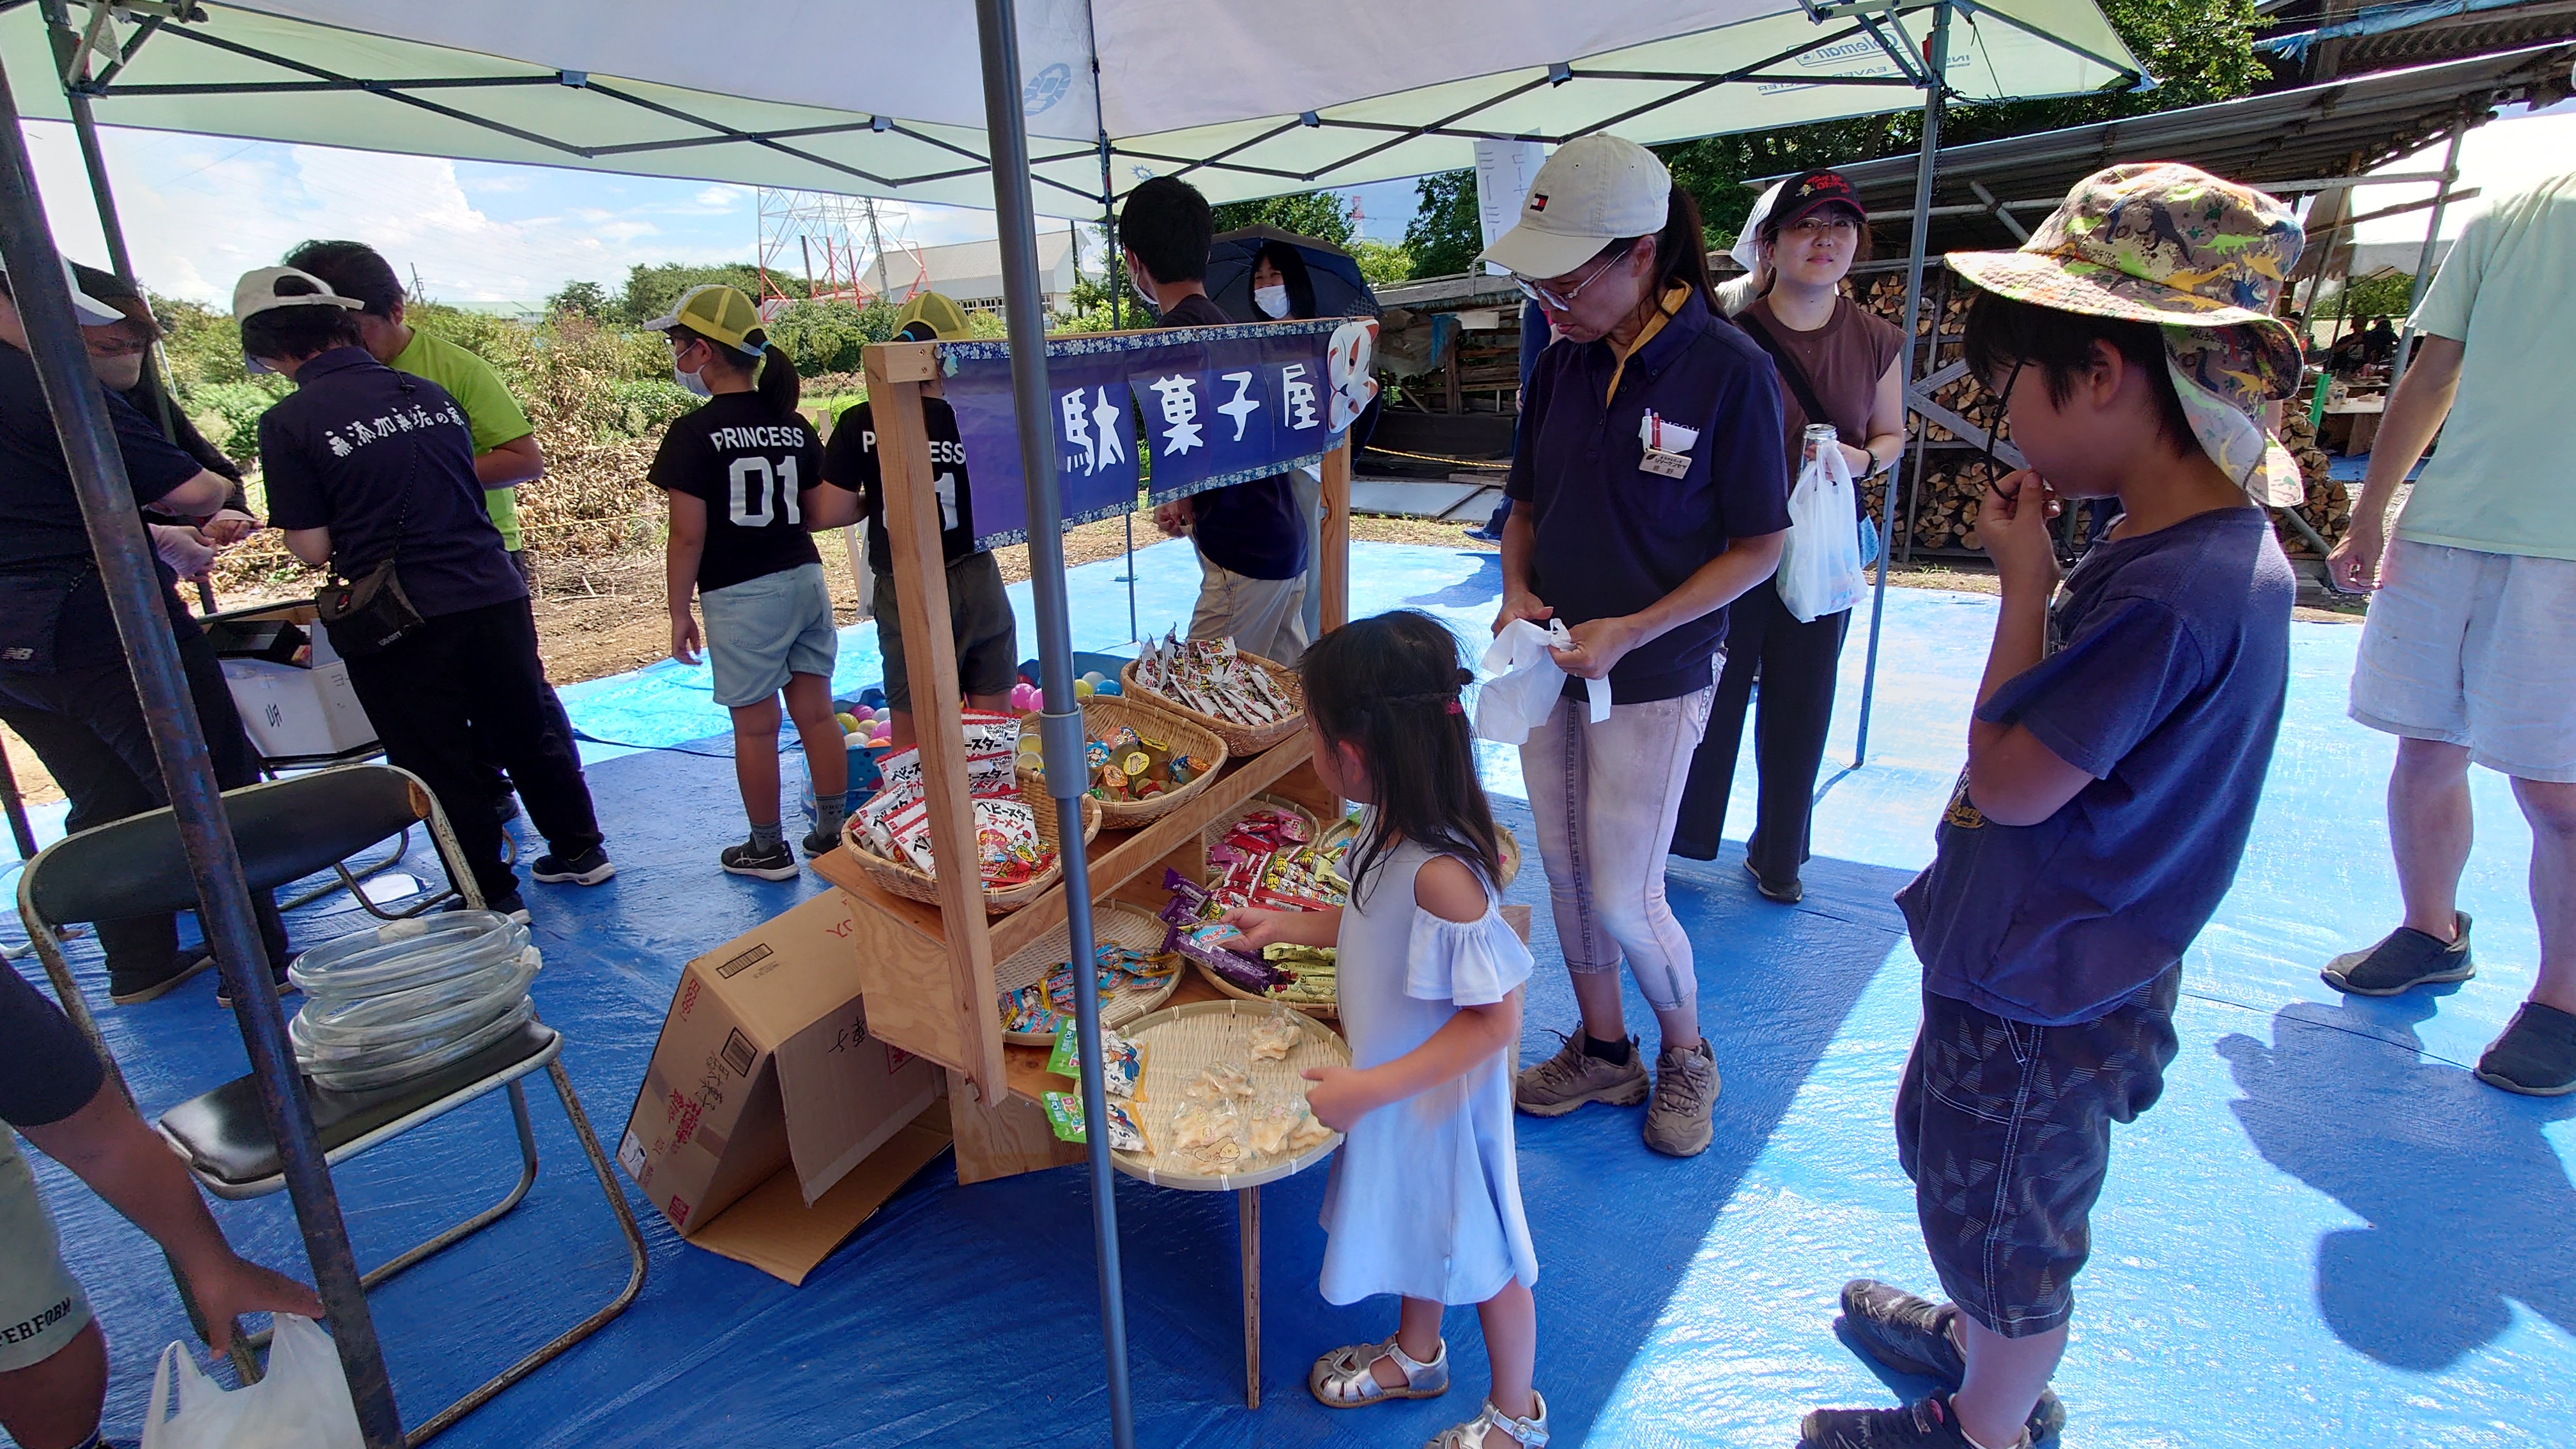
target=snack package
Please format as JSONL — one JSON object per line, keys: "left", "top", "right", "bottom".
{"left": 999, "top": 984, "right": 1060, "bottom": 1037}
{"left": 1284, "top": 1102, "right": 1333, "bottom": 1153}
{"left": 1247, "top": 1015, "right": 1300, "bottom": 1062}
{"left": 1170, "top": 1098, "right": 1245, "bottom": 1172}
{"left": 874, "top": 746, "right": 924, "bottom": 808}
{"left": 974, "top": 797, "right": 1049, "bottom": 887}
{"left": 1159, "top": 870, "right": 1296, "bottom": 993}
{"left": 1046, "top": 1022, "right": 1146, "bottom": 1098}
{"left": 1183, "top": 1061, "right": 1255, "bottom": 1105}
{"left": 1248, "top": 1100, "right": 1330, "bottom": 1158}
{"left": 1042, "top": 1091, "right": 1147, "bottom": 1153}
{"left": 885, "top": 799, "right": 937, "bottom": 872}
{"left": 962, "top": 710, "right": 1021, "bottom": 797}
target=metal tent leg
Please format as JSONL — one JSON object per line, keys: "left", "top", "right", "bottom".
{"left": 1855, "top": 1, "right": 1952, "bottom": 769}
{"left": 973, "top": 5, "right": 1135, "bottom": 1447}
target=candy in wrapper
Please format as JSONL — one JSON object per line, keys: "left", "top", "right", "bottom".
{"left": 1042, "top": 1091, "right": 1147, "bottom": 1153}
{"left": 1248, "top": 1100, "right": 1329, "bottom": 1158}
{"left": 1158, "top": 870, "right": 1296, "bottom": 992}
{"left": 1047, "top": 1022, "right": 1147, "bottom": 1098}
{"left": 1183, "top": 1061, "right": 1255, "bottom": 1105}
{"left": 1247, "top": 1015, "right": 1300, "bottom": 1062}
{"left": 1170, "top": 1098, "right": 1244, "bottom": 1172}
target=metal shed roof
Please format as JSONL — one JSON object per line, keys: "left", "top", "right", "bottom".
{"left": 1772, "top": 40, "right": 2576, "bottom": 250}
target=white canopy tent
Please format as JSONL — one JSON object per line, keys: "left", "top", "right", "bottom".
{"left": 0, "top": 3, "right": 2145, "bottom": 1445}
{"left": 2, "top": 0, "right": 2138, "bottom": 213}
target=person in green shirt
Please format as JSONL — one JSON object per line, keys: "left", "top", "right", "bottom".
{"left": 281, "top": 241, "right": 546, "bottom": 572}
{"left": 279, "top": 241, "right": 611, "bottom": 890}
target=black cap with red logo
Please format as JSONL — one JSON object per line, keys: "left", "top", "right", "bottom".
{"left": 1772, "top": 169, "right": 1867, "bottom": 231}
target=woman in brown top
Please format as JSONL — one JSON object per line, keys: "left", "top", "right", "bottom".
{"left": 1672, "top": 169, "right": 1906, "bottom": 900}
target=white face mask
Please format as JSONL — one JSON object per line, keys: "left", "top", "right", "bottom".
{"left": 1253, "top": 284, "right": 1291, "bottom": 319}
{"left": 673, "top": 365, "right": 711, "bottom": 397}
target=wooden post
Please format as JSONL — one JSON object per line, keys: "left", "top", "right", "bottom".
{"left": 864, "top": 338, "right": 1007, "bottom": 1098}
{"left": 1319, "top": 437, "right": 1351, "bottom": 634}
{"left": 1239, "top": 1186, "right": 1261, "bottom": 1410}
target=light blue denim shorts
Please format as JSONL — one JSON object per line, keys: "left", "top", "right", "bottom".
{"left": 700, "top": 562, "right": 838, "bottom": 707}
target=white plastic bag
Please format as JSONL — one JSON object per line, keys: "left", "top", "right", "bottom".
{"left": 1774, "top": 440, "right": 1867, "bottom": 623}
{"left": 144, "top": 1315, "right": 364, "bottom": 1449}
{"left": 1475, "top": 618, "right": 1611, "bottom": 746}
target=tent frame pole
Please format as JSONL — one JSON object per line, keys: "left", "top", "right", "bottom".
{"left": 0, "top": 50, "right": 404, "bottom": 1449}
{"left": 1855, "top": 0, "right": 1950, "bottom": 769}
{"left": 2392, "top": 117, "right": 2464, "bottom": 378}
{"left": 971, "top": 6, "right": 1135, "bottom": 1448}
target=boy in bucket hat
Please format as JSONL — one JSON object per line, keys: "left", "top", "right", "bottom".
{"left": 1801, "top": 164, "right": 2302, "bottom": 1449}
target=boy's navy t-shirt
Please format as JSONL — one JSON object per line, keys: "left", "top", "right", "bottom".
{"left": 1164, "top": 293, "right": 1307, "bottom": 581}
{"left": 1897, "top": 505, "right": 2294, "bottom": 1025}
{"left": 1505, "top": 288, "right": 1790, "bottom": 703}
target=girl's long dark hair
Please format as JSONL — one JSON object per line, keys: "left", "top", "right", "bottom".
{"left": 672, "top": 324, "right": 801, "bottom": 416}
{"left": 1298, "top": 610, "right": 1503, "bottom": 898}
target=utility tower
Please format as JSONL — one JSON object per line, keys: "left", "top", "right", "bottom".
{"left": 754, "top": 188, "right": 908, "bottom": 309}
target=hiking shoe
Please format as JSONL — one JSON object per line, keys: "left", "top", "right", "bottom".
{"left": 1839, "top": 1281, "right": 2067, "bottom": 1443}
{"left": 2475, "top": 1002, "right": 2576, "bottom": 1096}
{"left": 2322, "top": 912, "right": 2472, "bottom": 995}
{"left": 1801, "top": 1394, "right": 2024, "bottom": 1449}
{"left": 721, "top": 838, "right": 800, "bottom": 881}
{"left": 109, "top": 952, "right": 215, "bottom": 1006}
{"left": 801, "top": 824, "right": 842, "bottom": 859}
{"left": 1643, "top": 1039, "right": 1719, "bottom": 1156}
{"left": 1744, "top": 857, "right": 1804, "bottom": 905}
{"left": 1514, "top": 1031, "right": 1649, "bottom": 1117}
{"left": 530, "top": 845, "right": 615, "bottom": 885}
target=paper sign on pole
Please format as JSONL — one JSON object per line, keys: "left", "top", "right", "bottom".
{"left": 1475, "top": 139, "right": 1549, "bottom": 274}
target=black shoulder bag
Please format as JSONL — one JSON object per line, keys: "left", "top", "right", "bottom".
{"left": 312, "top": 387, "right": 426, "bottom": 657}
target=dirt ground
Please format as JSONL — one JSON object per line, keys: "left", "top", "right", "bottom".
{"left": 0, "top": 513, "right": 2359, "bottom": 809}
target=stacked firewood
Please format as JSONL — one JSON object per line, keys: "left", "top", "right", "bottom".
{"left": 2274, "top": 410, "right": 2349, "bottom": 556}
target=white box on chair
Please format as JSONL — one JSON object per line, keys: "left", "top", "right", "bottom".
{"left": 220, "top": 656, "right": 378, "bottom": 758}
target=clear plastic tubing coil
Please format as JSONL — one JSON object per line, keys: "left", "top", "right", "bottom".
{"left": 287, "top": 911, "right": 542, "bottom": 1092}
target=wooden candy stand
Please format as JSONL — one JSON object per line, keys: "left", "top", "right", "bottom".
{"left": 810, "top": 334, "right": 1356, "bottom": 1407}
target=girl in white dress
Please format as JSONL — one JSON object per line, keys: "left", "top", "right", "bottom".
{"left": 1228, "top": 611, "right": 1545, "bottom": 1449}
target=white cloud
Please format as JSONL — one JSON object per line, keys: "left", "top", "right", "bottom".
{"left": 693, "top": 185, "right": 741, "bottom": 211}
{"left": 19, "top": 123, "right": 751, "bottom": 303}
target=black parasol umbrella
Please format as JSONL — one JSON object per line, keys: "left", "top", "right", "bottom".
{"left": 1207, "top": 223, "right": 1381, "bottom": 323}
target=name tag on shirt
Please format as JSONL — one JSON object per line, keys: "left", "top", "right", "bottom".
{"left": 1639, "top": 410, "right": 1698, "bottom": 478}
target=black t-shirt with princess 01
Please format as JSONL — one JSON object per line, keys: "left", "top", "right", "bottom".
{"left": 818, "top": 395, "right": 980, "bottom": 570}
{"left": 648, "top": 391, "right": 827, "bottom": 594}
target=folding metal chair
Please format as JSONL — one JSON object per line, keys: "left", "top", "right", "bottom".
{"left": 15, "top": 763, "right": 648, "bottom": 1445}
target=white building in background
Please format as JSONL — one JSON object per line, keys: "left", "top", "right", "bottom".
{"left": 859, "top": 227, "right": 1087, "bottom": 315}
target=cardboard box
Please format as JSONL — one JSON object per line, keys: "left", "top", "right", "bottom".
{"left": 620, "top": 890, "right": 946, "bottom": 1284}
{"left": 208, "top": 602, "right": 379, "bottom": 760}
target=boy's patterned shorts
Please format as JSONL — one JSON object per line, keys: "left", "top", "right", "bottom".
{"left": 1896, "top": 965, "right": 2182, "bottom": 1338}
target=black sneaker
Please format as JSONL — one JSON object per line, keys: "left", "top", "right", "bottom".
{"left": 1839, "top": 1282, "right": 2067, "bottom": 1443}
{"left": 109, "top": 952, "right": 215, "bottom": 1006}
{"left": 2475, "top": 1001, "right": 2576, "bottom": 1096}
{"left": 721, "top": 838, "right": 800, "bottom": 881}
{"left": 530, "top": 845, "right": 616, "bottom": 885}
{"left": 1801, "top": 1394, "right": 2016, "bottom": 1449}
{"left": 483, "top": 891, "right": 532, "bottom": 924}
{"left": 2322, "top": 912, "right": 2472, "bottom": 995}
{"left": 801, "top": 824, "right": 841, "bottom": 859}
{"left": 216, "top": 961, "right": 298, "bottom": 1009}
{"left": 1744, "top": 857, "right": 1804, "bottom": 905}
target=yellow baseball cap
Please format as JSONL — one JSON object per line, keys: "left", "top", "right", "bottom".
{"left": 893, "top": 289, "right": 969, "bottom": 341}
{"left": 645, "top": 283, "right": 764, "bottom": 356}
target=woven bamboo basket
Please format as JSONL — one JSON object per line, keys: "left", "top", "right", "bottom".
{"left": 1015, "top": 695, "right": 1229, "bottom": 828}
{"left": 1107, "top": 999, "right": 1350, "bottom": 1191}
{"left": 1119, "top": 650, "right": 1305, "bottom": 756}
{"left": 993, "top": 899, "right": 1182, "bottom": 1045}
{"left": 838, "top": 791, "right": 1101, "bottom": 914}
{"left": 1317, "top": 813, "right": 1522, "bottom": 890}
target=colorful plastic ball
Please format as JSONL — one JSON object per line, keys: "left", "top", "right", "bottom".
{"left": 834, "top": 712, "right": 860, "bottom": 734}
{"left": 1080, "top": 670, "right": 1105, "bottom": 687}
{"left": 852, "top": 705, "right": 877, "bottom": 723}
{"left": 1073, "top": 678, "right": 1094, "bottom": 700}
{"left": 1094, "top": 678, "right": 1121, "bottom": 696}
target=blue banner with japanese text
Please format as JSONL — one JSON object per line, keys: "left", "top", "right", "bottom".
{"left": 930, "top": 318, "right": 1370, "bottom": 551}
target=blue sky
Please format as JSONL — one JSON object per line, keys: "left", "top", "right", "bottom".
{"left": 20, "top": 121, "right": 1426, "bottom": 307}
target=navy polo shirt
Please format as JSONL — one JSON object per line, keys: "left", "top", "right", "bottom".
{"left": 0, "top": 342, "right": 206, "bottom": 673}
{"left": 1505, "top": 289, "right": 1790, "bottom": 704}
{"left": 259, "top": 348, "right": 525, "bottom": 621}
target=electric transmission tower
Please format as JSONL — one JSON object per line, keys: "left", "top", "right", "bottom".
{"left": 754, "top": 188, "right": 917, "bottom": 309}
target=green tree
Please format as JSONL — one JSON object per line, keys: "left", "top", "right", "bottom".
{"left": 1349, "top": 238, "right": 1413, "bottom": 286}
{"left": 615, "top": 262, "right": 801, "bottom": 325}
{"left": 549, "top": 279, "right": 610, "bottom": 318}
{"left": 1209, "top": 190, "right": 1356, "bottom": 247}
{"left": 764, "top": 298, "right": 901, "bottom": 375}
{"left": 2316, "top": 270, "right": 2416, "bottom": 320}
{"left": 1401, "top": 170, "right": 1482, "bottom": 279}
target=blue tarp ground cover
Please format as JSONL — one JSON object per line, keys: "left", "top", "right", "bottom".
{"left": 5, "top": 540, "right": 2570, "bottom": 1447}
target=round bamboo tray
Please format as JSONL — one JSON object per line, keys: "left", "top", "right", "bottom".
{"left": 1108, "top": 999, "right": 1349, "bottom": 1191}
{"left": 1195, "top": 794, "right": 1335, "bottom": 1014}
{"left": 994, "top": 900, "right": 1181, "bottom": 1045}
{"left": 1015, "top": 695, "right": 1229, "bottom": 828}
{"left": 1119, "top": 650, "right": 1305, "bottom": 756}
{"left": 1316, "top": 813, "right": 1522, "bottom": 890}
{"left": 838, "top": 792, "right": 1101, "bottom": 915}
